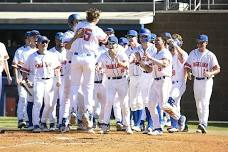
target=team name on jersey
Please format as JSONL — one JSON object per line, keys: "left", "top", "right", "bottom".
{"left": 106, "top": 63, "right": 126, "bottom": 69}
{"left": 193, "top": 62, "right": 208, "bottom": 68}
{"left": 35, "top": 62, "right": 51, "bottom": 68}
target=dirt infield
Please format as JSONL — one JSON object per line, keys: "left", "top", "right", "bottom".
{"left": 0, "top": 129, "right": 228, "bottom": 152}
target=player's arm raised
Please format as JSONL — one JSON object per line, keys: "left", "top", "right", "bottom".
{"left": 65, "top": 28, "right": 84, "bottom": 50}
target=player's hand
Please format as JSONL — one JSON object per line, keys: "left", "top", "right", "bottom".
{"left": 7, "top": 76, "right": 12, "bottom": 85}
{"left": 134, "top": 52, "right": 141, "bottom": 62}
{"left": 75, "top": 28, "right": 84, "bottom": 39}
{"left": 16, "top": 78, "right": 22, "bottom": 85}
{"left": 56, "top": 81, "right": 61, "bottom": 87}
{"left": 203, "top": 71, "right": 212, "bottom": 78}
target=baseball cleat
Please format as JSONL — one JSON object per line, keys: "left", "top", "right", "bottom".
{"left": 178, "top": 115, "right": 186, "bottom": 131}
{"left": 82, "top": 112, "right": 93, "bottom": 128}
{"left": 49, "top": 123, "right": 56, "bottom": 131}
{"left": 33, "top": 125, "right": 41, "bottom": 133}
{"left": 126, "top": 127, "right": 133, "bottom": 134}
{"left": 99, "top": 124, "right": 109, "bottom": 134}
{"left": 87, "top": 128, "right": 95, "bottom": 134}
{"left": 116, "top": 122, "right": 123, "bottom": 131}
{"left": 132, "top": 126, "right": 141, "bottom": 132}
{"left": 167, "top": 127, "right": 179, "bottom": 133}
{"left": 40, "top": 123, "right": 49, "bottom": 132}
{"left": 198, "top": 124, "right": 207, "bottom": 134}
{"left": 148, "top": 128, "right": 163, "bottom": 136}
{"left": 18, "top": 121, "right": 26, "bottom": 129}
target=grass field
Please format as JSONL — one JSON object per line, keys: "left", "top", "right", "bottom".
{"left": 0, "top": 117, "right": 228, "bottom": 152}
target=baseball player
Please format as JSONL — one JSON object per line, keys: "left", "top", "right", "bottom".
{"left": 119, "top": 37, "right": 129, "bottom": 49}
{"left": 104, "top": 27, "right": 115, "bottom": 37}
{"left": 97, "top": 36, "right": 133, "bottom": 134}
{"left": 19, "top": 30, "right": 40, "bottom": 129}
{"left": 133, "top": 28, "right": 157, "bottom": 133}
{"left": 0, "top": 42, "right": 12, "bottom": 98}
{"left": 48, "top": 32, "right": 66, "bottom": 131}
{"left": 137, "top": 34, "right": 179, "bottom": 135}
{"left": 22, "top": 36, "right": 61, "bottom": 133}
{"left": 70, "top": 8, "right": 108, "bottom": 133}
{"left": 150, "top": 33, "right": 157, "bottom": 44}
{"left": 12, "top": 31, "right": 31, "bottom": 129}
{"left": 166, "top": 33, "right": 188, "bottom": 133}
{"left": 185, "top": 34, "right": 220, "bottom": 134}
{"left": 60, "top": 14, "right": 82, "bottom": 132}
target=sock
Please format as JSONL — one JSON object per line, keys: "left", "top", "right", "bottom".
{"left": 27, "top": 102, "right": 33, "bottom": 126}
{"left": 145, "top": 107, "right": 153, "bottom": 129}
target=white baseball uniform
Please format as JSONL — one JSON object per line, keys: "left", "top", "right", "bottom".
{"left": 22, "top": 51, "right": 60, "bottom": 126}
{"left": 97, "top": 47, "right": 130, "bottom": 127}
{"left": 48, "top": 47, "right": 67, "bottom": 124}
{"left": 125, "top": 44, "right": 144, "bottom": 111}
{"left": 170, "top": 51, "right": 188, "bottom": 112}
{"left": 70, "top": 21, "right": 107, "bottom": 114}
{"left": 94, "top": 46, "right": 107, "bottom": 123}
{"left": 0, "top": 42, "right": 9, "bottom": 97}
{"left": 185, "top": 48, "right": 220, "bottom": 126}
{"left": 136, "top": 44, "right": 157, "bottom": 108}
{"left": 148, "top": 48, "right": 173, "bottom": 129}
{"left": 12, "top": 45, "right": 31, "bottom": 122}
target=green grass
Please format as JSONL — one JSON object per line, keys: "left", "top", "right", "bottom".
{"left": 1, "top": 117, "right": 228, "bottom": 133}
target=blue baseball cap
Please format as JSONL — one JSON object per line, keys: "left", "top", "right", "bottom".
{"left": 29, "top": 30, "right": 40, "bottom": 37}
{"left": 119, "top": 37, "right": 129, "bottom": 45}
{"left": 197, "top": 34, "right": 208, "bottom": 42}
{"left": 105, "top": 28, "right": 114, "bottom": 33}
{"left": 151, "top": 33, "right": 157, "bottom": 40}
{"left": 25, "top": 31, "right": 31, "bottom": 38}
{"left": 126, "top": 30, "right": 138, "bottom": 37}
{"left": 164, "top": 32, "right": 172, "bottom": 39}
{"left": 55, "top": 32, "right": 64, "bottom": 41}
{"left": 108, "top": 36, "right": 118, "bottom": 44}
{"left": 37, "top": 36, "right": 50, "bottom": 44}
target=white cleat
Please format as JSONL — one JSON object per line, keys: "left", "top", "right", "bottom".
{"left": 99, "top": 125, "right": 109, "bottom": 134}
{"left": 126, "top": 127, "right": 133, "bottom": 134}
{"left": 148, "top": 129, "right": 163, "bottom": 136}
{"left": 132, "top": 126, "right": 141, "bottom": 132}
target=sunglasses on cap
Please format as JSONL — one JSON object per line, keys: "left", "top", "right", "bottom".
{"left": 40, "top": 40, "right": 49, "bottom": 44}
{"left": 196, "top": 41, "right": 205, "bottom": 44}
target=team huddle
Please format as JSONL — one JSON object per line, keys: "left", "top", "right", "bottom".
{"left": 9, "top": 8, "right": 220, "bottom": 135}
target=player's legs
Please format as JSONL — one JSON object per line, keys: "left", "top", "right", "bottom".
{"left": 194, "top": 79, "right": 213, "bottom": 127}
{"left": 116, "top": 79, "right": 131, "bottom": 128}
{"left": 17, "top": 86, "right": 28, "bottom": 128}
{"left": 33, "top": 79, "right": 45, "bottom": 130}
{"left": 40, "top": 79, "right": 55, "bottom": 130}
{"left": 113, "top": 97, "right": 122, "bottom": 123}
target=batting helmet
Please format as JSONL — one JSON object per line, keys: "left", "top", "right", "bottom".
{"left": 68, "top": 13, "right": 81, "bottom": 29}
{"left": 126, "top": 30, "right": 138, "bottom": 37}
{"left": 139, "top": 28, "right": 151, "bottom": 43}
{"left": 151, "top": 33, "right": 157, "bottom": 41}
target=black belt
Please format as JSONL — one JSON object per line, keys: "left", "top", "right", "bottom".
{"left": 154, "top": 76, "right": 166, "bottom": 81}
{"left": 195, "top": 77, "right": 209, "bottom": 80}
{"left": 94, "top": 80, "right": 102, "bottom": 83}
{"left": 107, "top": 76, "right": 126, "bottom": 80}
{"left": 60, "top": 75, "right": 64, "bottom": 77}
{"left": 172, "top": 81, "right": 179, "bottom": 84}
{"left": 143, "top": 71, "right": 149, "bottom": 73}
{"left": 42, "top": 78, "right": 50, "bottom": 80}
{"left": 74, "top": 52, "right": 91, "bottom": 56}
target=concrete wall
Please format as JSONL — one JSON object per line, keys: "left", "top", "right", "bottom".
{"left": 145, "top": 12, "right": 228, "bottom": 121}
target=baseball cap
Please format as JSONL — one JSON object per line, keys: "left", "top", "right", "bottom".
{"left": 108, "top": 36, "right": 118, "bottom": 44}
{"left": 119, "top": 37, "right": 129, "bottom": 45}
{"left": 197, "top": 34, "right": 208, "bottom": 42}
{"left": 55, "top": 32, "right": 64, "bottom": 41}
{"left": 29, "top": 30, "right": 40, "bottom": 37}
{"left": 25, "top": 31, "right": 31, "bottom": 38}
{"left": 126, "top": 30, "right": 138, "bottom": 37}
{"left": 105, "top": 28, "right": 114, "bottom": 33}
{"left": 164, "top": 32, "right": 172, "bottom": 39}
{"left": 151, "top": 33, "right": 157, "bottom": 40}
{"left": 37, "top": 36, "right": 50, "bottom": 44}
